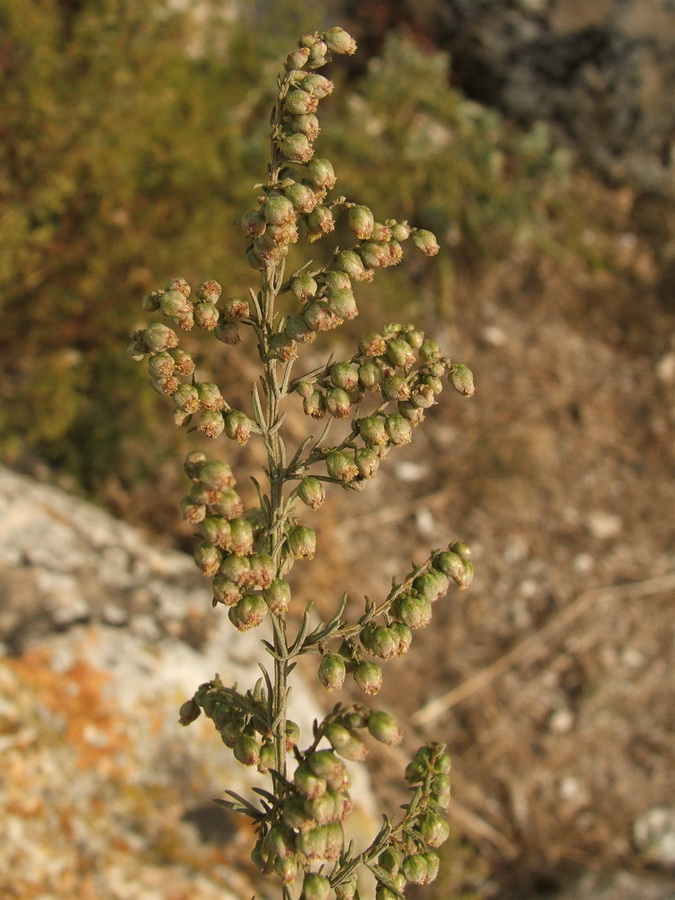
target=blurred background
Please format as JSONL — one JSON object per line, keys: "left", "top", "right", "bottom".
{"left": 1, "top": 1, "right": 674, "bottom": 898}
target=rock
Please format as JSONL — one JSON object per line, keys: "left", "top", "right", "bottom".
{"left": 0, "top": 466, "right": 377, "bottom": 899}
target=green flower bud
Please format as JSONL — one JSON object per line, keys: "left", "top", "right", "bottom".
{"left": 178, "top": 697, "right": 201, "bottom": 725}
{"left": 201, "top": 516, "right": 231, "bottom": 549}
{"left": 297, "top": 475, "right": 326, "bottom": 509}
{"left": 285, "top": 88, "right": 318, "bottom": 116}
{"left": 286, "top": 316, "right": 315, "bottom": 343}
{"left": 324, "top": 821, "right": 344, "bottom": 860}
{"left": 306, "top": 204, "right": 334, "bottom": 237}
{"left": 371, "top": 222, "right": 392, "bottom": 243}
{"left": 324, "top": 271, "right": 351, "bottom": 292}
{"left": 301, "top": 873, "right": 331, "bottom": 900}
{"left": 390, "top": 593, "right": 432, "bottom": 629}
{"left": 449, "top": 363, "right": 475, "bottom": 397}
{"left": 197, "top": 382, "right": 224, "bottom": 411}
{"left": 240, "top": 208, "right": 267, "bottom": 238}
{"left": 433, "top": 550, "right": 464, "bottom": 582}
{"left": 229, "top": 517, "right": 254, "bottom": 556}
{"left": 144, "top": 322, "right": 179, "bottom": 352}
{"left": 303, "top": 73, "right": 334, "bottom": 98}
{"left": 215, "top": 321, "right": 241, "bottom": 345}
{"left": 288, "top": 524, "right": 316, "bottom": 559}
{"left": 328, "top": 362, "right": 357, "bottom": 391}
{"left": 263, "top": 577, "right": 292, "bottom": 614}
{"left": 283, "top": 793, "right": 315, "bottom": 832}
{"left": 386, "top": 338, "right": 415, "bottom": 369}
{"left": 180, "top": 496, "right": 206, "bottom": 524}
{"left": 233, "top": 732, "right": 261, "bottom": 767}
{"left": 356, "top": 362, "right": 381, "bottom": 392}
{"left": 326, "top": 450, "right": 358, "bottom": 482}
{"left": 285, "top": 181, "right": 318, "bottom": 215}
{"left": 358, "top": 241, "right": 390, "bottom": 269}
{"left": 335, "top": 250, "right": 370, "bottom": 281}
{"left": 412, "top": 228, "right": 440, "bottom": 256}
{"left": 304, "top": 300, "right": 340, "bottom": 332}
{"left": 196, "top": 410, "right": 225, "bottom": 438}
{"left": 323, "top": 26, "right": 357, "bottom": 54}
{"left": 367, "top": 710, "right": 402, "bottom": 745}
{"left": 280, "top": 131, "right": 315, "bottom": 163}
{"left": 430, "top": 773, "right": 452, "bottom": 809}
{"left": 359, "top": 332, "right": 386, "bottom": 357}
{"left": 286, "top": 719, "right": 300, "bottom": 750}
{"left": 264, "top": 192, "right": 296, "bottom": 226}
{"left": 247, "top": 553, "right": 274, "bottom": 589}
{"left": 164, "top": 277, "right": 190, "bottom": 298}
{"left": 456, "top": 559, "right": 474, "bottom": 589}
{"left": 223, "top": 410, "right": 254, "bottom": 445}
{"left": 194, "top": 280, "right": 220, "bottom": 303}
{"left": 335, "top": 876, "right": 358, "bottom": 900}
{"left": 294, "top": 761, "right": 327, "bottom": 800}
{"left": 397, "top": 400, "right": 425, "bottom": 425}
{"left": 274, "top": 855, "right": 299, "bottom": 885}
{"left": 354, "top": 447, "right": 380, "bottom": 479}
{"left": 413, "top": 572, "right": 444, "bottom": 602}
{"left": 382, "top": 375, "right": 411, "bottom": 402}
{"left": 415, "top": 811, "right": 450, "bottom": 848}
{"left": 325, "top": 723, "right": 368, "bottom": 761}
{"left": 307, "top": 40, "right": 329, "bottom": 69}
{"left": 140, "top": 291, "right": 162, "bottom": 313}
{"left": 306, "top": 750, "right": 349, "bottom": 788}
{"left": 289, "top": 113, "right": 321, "bottom": 142}
{"left": 318, "top": 652, "right": 347, "bottom": 691}
{"left": 421, "top": 851, "right": 440, "bottom": 884}
{"left": 420, "top": 338, "right": 442, "bottom": 361}
{"left": 147, "top": 351, "right": 175, "bottom": 379}
{"left": 358, "top": 416, "right": 388, "bottom": 446}
{"left": 389, "top": 621, "right": 413, "bottom": 655}
{"left": 291, "top": 274, "right": 319, "bottom": 302}
{"left": 360, "top": 623, "right": 397, "bottom": 659}
{"left": 212, "top": 575, "right": 241, "bottom": 607}
{"left": 375, "top": 883, "right": 399, "bottom": 900}
{"left": 297, "top": 825, "right": 328, "bottom": 860}
{"left": 410, "top": 383, "right": 436, "bottom": 409}
{"left": 450, "top": 540, "right": 472, "bottom": 561}
{"left": 208, "top": 488, "right": 244, "bottom": 519}
{"left": 347, "top": 205, "right": 374, "bottom": 240}
{"left": 217, "top": 297, "right": 246, "bottom": 322}
{"left": 194, "top": 302, "right": 219, "bottom": 331}
{"left": 169, "top": 348, "right": 195, "bottom": 375}
{"left": 172, "top": 383, "right": 200, "bottom": 413}
{"left": 306, "top": 158, "right": 336, "bottom": 190}
{"left": 378, "top": 847, "right": 402, "bottom": 873}
{"left": 285, "top": 46, "right": 311, "bottom": 70}
{"left": 228, "top": 593, "right": 268, "bottom": 631}
{"left": 303, "top": 389, "right": 326, "bottom": 418}
{"left": 325, "top": 387, "right": 352, "bottom": 418}
{"left": 385, "top": 414, "right": 413, "bottom": 445}
{"left": 219, "top": 553, "right": 251, "bottom": 586}
{"left": 262, "top": 824, "right": 296, "bottom": 863}
{"left": 160, "top": 289, "right": 191, "bottom": 319}
{"left": 353, "top": 660, "right": 383, "bottom": 695}
{"left": 194, "top": 542, "right": 222, "bottom": 577}
{"left": 402, "top": 853, "right": 428, "bottom": 885}
{"left": 184, "top": 450, "right": 207, "bottom": 480}
{"left": 327, "top": 287, "right": 358, "bottom": 320}
{"left": 390, "top": 221, "right": 412, "bottom": 241}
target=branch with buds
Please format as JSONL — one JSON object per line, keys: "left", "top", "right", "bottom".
{"left": 128, "top": 25, "right": 474, "bottom": 900}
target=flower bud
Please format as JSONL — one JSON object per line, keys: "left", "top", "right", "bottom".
{"left": 194, "top": 542, "right": 222, "bottom": 577}
{"left": 167, "top": 349, "right": 194, "bottom": 376}
{"left": 140, "top": 291, "right": 162, "bottom": 313}
{"left": 353, "top": 660, "right": 382, "bottom": 695}
{"left": 306, "top": 158, "right": 336, "bottom": 190}
{"left": 180, "top": 496, "right": 206, "bottom": 524}
{"left": 303, "top": 73, "right": 334, "bottom": 98}
{"left": 326, "top": 450, "right": 358, "bottom": 482}
{"left": 413, "top": 572, "right": 443, "bottom": 602}
{"left": 334, "top": 251, "right": 366, "bottom": 282}
{"left": 456, "top": 559, "right": 474, "bottom": 589}
{"left": 306, "top": 750, "right": 349, "bottom": 789}
{"left": 291, "top": 274, "right": 318, "bottom": 302}
{"left": 194, "top": 302, "right": 219, "bottom": 331}
{"left": 212, "top": 575, "right": 241, "bottom": 607}
{"left": 240, "top": 209, "right": 266, "bottom": 238}
{"left": 147, "top": 351, "right": 175, "bottom": 379}
{"left": 430, "top": 773, "right": 452, "bottom": 808}
{"left": 263, "top": 192, "right": 295, "bottom": 226}
{"left": 288, "top": 524, "right": 316, "bottom": 559}
{"left": 229, "top": 517, "right": 254, "bottom": 556}
{"left": 285, "top": 46, "right": 311, "bottom": 70}
{"left": 263, "top": 578, "right": 291, "bottom": 614}
{"left": 378, "top": 847, "right": 402, "bottom": 873}
{"left": 415, "top": 811, "right": 450, "bottom": 848}
{"left": 354, "top": 447, "right": 380, "bottom": 479}
{"left": 219, "top": 553, "right": 251, "bottom": 586}
{"left": 325, "top": 387, "right": 352, "bottom": 418}
{"left": 224, "top": 409, "right": 255, "bottom": 445}
{"left": 421, "top": 851, "right": 440, "bottom": 884}
{"left": 412, "top": 228, "right": 440, "bottom": 256}
{"left": 386, "top": 338, "right": 415, "bottom": 369}
{"left": 323, "top": 26, "right": 357, "bottom": 54}
{"left": 286, "top": 316, "right": 315, "bottom": 343}
{"left": 355, "top": 363, "right": 380, "bottom": 392}
{"left": 327, "top": 288, "right": 358, "bottom": 320}
{"left": 359, "top": 332, "right": 386, "bottom": 357}
{"left": 318, "top": 652, "right": 347, "bottom": 691}
{"left": 178, "top": 697, "right": 201, "bottom": 725}
{"left": 171, "top": 384, "right": 200, "bottom": 414}
{"left": 402, "top": 854, "right": 428, "bottom": 885}
{"left": 420, "top": 338, "right": 442, "bottom": 361}
{"left": 294, "top": 762, "right": 328, "bottom": 801}
{"left": 371, "top": 222, "right": 392, "bottom": 243}
{"left": 144, "top": 322, "right": 179, "bottom": 352}
{"left": 449, "top": 363, "right": 475, "bottom": 397}
{"left": 307, "top": 40, "right": 329, "bottom": 69}
{"left": 247, "top": 553, "right": 274, "bottom": 589}
{"left": 301, "top": 873, "right": 332, "bottom": 900}
{"left": 357, "top": 416, "right": 388, "bottom": 446}
{"left": 297, "top": 475, "right": 326, "bottom": 509}
{"left": 389, "top": 621, "right": 413, "bottom": 655}
{"left": 347, "top": 204, "right": 374, "bottom": 240}
{"left": 233, "top": 732, "right": 261, "bottom": 767}
{"left": 325, "top": 723, "right": 368, "bottom": 761}
{"left": 297, "top": 825, "right": 328, "bottom": 860}
{"left": 279, "top": 132, "right": 314, "bottom": 164}
{"left": 306, "top": 204, "right": 334, "bottom": 237}
{"left": 335, "top": 876, "right": 358, "bottom": 899}
{"left": 184, "top": 450, "right": 207, "bottom": 480}
{"left": 160, "top": 289, "right": 191, "bottom": 319}
{"left": 382, "top": 375, "right": 411, "bottom": 402}
{"left": 303, "top": 389, "right": 326, "bottom": 418}
{"left": 285, "top": 89, "right": 318, "bottom": 116}
{"left": 433, "top": 550, "right": 464, "bottom": 582}
{"left": 385, "top": 414, "right": 413, "bottom": 445}
{"left": 196, "top": 410, "right": 225, "bottom": 438}
{"left": 397, "top": 400, "right": 425, "bottom": 425}
{"left": 358, "top": 241, "right": 390, "bottom": 269}
{"left": 390, "top": 221, "right": 411, "bottom": 241}
{"left": 304, "top": 300, "right": 339, "bottom": 332}
{"left": 376, "top": 883, "right": 399, "bottom": 900}
{"left": 327, "top": 362, "right": 357, "bottom": 392}
{"left": 285, "top": 181, "right": 318, "bottom": 213}
{"left": 285, "top": 719, "right": 300, "bottom": 751}
{"left": 274, "top": 855, "right": 299, "bottom": 885}
{"left": 367, "top": 710, "right": 402, "bottom": 745}
{"left": 360, "top": 623, "right": 397, "bottom": 659}
{"left": 215, "top": 321, "right": 241, "bottom": 344}
{"left": 196, "top": 382, "right": 224, "bottom": 411}
{"left": 324, "top": 821, "right": 344, "bottom": 860}
{"left": 290, "top": 114, "right": 321, "bottom": 142}
{"left": 410, "top": 383, "right": 436, "bottom": 409}
{"left": 228, "top": 593, "right": 268, "bottom": 631}
{"left": 390, "top": 593, "right": 432, "bottom": 629}
{"left": 201, "top": 516, "right": 231, "bottom": 549}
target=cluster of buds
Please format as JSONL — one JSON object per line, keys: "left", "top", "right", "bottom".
{"left": 179, "top": 676, "right": 301, "bottom": 775}
{"left": 315, "top": 544, "right": 472, "bottom": 696}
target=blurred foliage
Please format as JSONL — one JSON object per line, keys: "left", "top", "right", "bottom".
{"left": 0, "top": 0, "right": 577, "bottom": 497}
